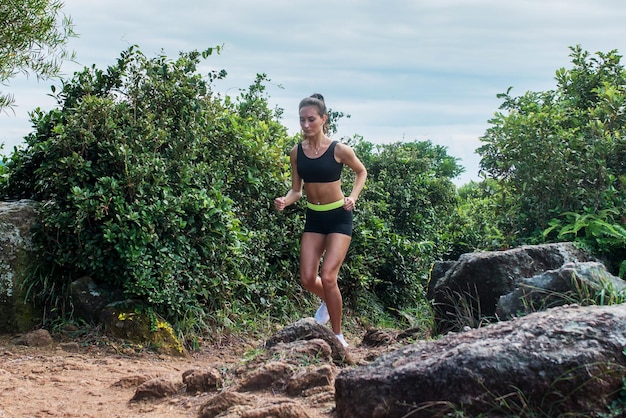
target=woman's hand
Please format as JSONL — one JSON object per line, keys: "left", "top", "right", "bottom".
{"left": 343, "top": 196, "right": 356, "bottom": 211}
{"left": 274, "top": 196, "right": 287, "bottom": 211}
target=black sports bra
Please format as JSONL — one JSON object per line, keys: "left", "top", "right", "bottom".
{"left": 297, "top": 141, "right": 343, "bottom": 183}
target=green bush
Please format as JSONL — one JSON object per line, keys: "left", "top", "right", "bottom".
{"left": 544, "top": 209, "right": 626, "bottom": 278}
{"left": 0, "top": 46, "right": 292, "bottom": 333}
{"left": 444, "top": 179, "right": 505, "bottom": 259}
{"left": 478, "top": 46, "right": 626, "bottom": 244}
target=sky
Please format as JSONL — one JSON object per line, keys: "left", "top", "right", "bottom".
{"left": 3, "top": 0, "right": 626, "bottom": 185}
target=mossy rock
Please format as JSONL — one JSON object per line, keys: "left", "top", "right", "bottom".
{"left": 0, "top": 200, "right": 41, "bottom": 333}
{"left": 100, "top": 301, "right": 187, "bottom": 357}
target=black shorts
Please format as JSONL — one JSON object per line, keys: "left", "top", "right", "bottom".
{"left": 304, "top": 206, "right": 353, "bottom": 236}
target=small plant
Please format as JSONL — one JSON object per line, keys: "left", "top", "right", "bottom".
{"left": 566, "top": 266, "right": 626, "bottom": 306}
{"left": 241, "top": 347, "right": 265, "bottom": 364}
{"left": 544, "top": 209, "right": 626, "bottom": 279}
{"left": 515, "top": 266, "right": 626, "bottom": 318}
{"left": 434, "top": 284, "right": 496, "bottom": 333}
{"left": 391, "top": 303, "right": 436, "bottom": 335}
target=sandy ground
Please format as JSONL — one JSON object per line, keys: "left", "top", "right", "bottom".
{"left": 0, "top": 340, "right": 230, "bottom": 417}
{"left": 0, "top": 331, "right": 375, "bottom": 418}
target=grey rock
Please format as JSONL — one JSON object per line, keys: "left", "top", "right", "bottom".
{"left": 265, "top": 318, "right": 352, "bottom": 365}
{"left": 497, "top": 261, "right": 626, "bottom": 319}
{"left": 335, "top": 303, "right": 626, "bottom": 417}
{"left": 429, "top": 242, "right": 596, "bottom": 333}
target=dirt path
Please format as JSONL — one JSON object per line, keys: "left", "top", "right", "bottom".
{"left": 0, "top": 332, "right": 378, "bottom": 418}
{"left": 0, "top": 341, "right": 230, "bottom": 417}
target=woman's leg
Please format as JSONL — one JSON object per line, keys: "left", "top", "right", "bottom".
{"left": 300, "top": 232, "right": 326, "bottom": 299}
{"left": 319, "top": 233, "right": 352, "bottom": 334}
{"left": 300, "top": 231, "right": 352, "bottom": 335}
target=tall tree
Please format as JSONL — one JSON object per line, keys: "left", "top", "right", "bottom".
{"left": 0, "top": 0, "right": 75, "bottom": 112}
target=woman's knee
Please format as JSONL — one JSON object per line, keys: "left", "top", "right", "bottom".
{"left": 300, "top": 272, "right": 317, "bottom": 290}
{"left": 319, "top": 271, "right": 339, "bottom": 288}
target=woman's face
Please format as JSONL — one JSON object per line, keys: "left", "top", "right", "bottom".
{"left": 299, "top": 105, "right": 326, "bottom": 137}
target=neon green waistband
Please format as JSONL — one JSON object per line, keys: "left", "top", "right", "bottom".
{"left": 307, "top": 199, "right": 344, "bottom": 211}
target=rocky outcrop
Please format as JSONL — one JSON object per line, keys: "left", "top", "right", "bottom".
{"left": 266, "top": 318, "right": 353, "bottom": 365}
{"left": 194, "top": 320, "right": 347, "bottom": 417}
{"left": 428, "top": 242, "right": 598, "bottom": 333}
{"left": 335, "top": 303, "right": 626, "bottom": 418}
{"left": 0, "top": 200, "right": 40, "bottom": 333}
{"left": 198, "top": 392, "right": 310, "bottom": 418}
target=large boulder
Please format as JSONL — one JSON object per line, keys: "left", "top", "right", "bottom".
{"left": 428, "top": 242, "right": 596, "bottom": 333}
{"left": 335, "top": 303, "right": 626, "bottom": 418}
{"left": 0, "top": 200, "right": 40, "bottom": 333}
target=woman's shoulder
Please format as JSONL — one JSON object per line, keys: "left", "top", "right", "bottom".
{"left": 289, "top": 143, "right": 301, "bottom": 158}
{"left": 333, "top": 141, "right": 354, "bottom": 155}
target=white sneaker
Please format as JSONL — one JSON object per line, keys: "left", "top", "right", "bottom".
{"left": 335, "top": 333, "right": 349, "bottom": 348}
{"left": 314, "top": 301, "right": 330, "bottom": 325}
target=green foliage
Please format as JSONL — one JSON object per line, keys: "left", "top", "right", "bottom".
{"left": 356, "top": 139, "right": 461, "bottom": 243}
{"left": 0, "top": 0, "right": 76, "bottom": 112}
{"left": 211, "top": 74, "right": 308, "bottom": 326}
{"left": 444, "top": 179, "right": 505, "bottom": 258}
{"left": 478, "top": 45, "right": 626, "bottom": 245}
{"left": 0, "top": 45, "right": 294, "bottom": 334}
{"left": 326, "top": 108, "right": 350, "bottom": 136}
{"left": 544, "top": 209, "right": 626, "bottom": 278}
{"left": 572, "top": 270, "right": 626, "bottom": 306}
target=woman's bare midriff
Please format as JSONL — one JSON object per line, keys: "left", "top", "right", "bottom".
{"left": 304, "top": 180, "right": 344, "bottom": 205}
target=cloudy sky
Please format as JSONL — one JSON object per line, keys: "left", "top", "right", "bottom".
{"left": 3, "top": 0, "right": 626, "bottom": 185}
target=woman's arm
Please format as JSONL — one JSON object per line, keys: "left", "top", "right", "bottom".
{"left": 336, "top": 143, "right": 367, "bottom": 208}
{"left": 274, "top": 145, "right": 303, "bottom": 211}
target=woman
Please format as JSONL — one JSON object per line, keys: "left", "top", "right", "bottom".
{"left": 274, "top": 93, "right": 367, "bottom": 348}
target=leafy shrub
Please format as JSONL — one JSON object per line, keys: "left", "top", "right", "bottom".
{"left": 544, "top": 209, "right": 626, "bottom": 278}
{"left": 0, "top": 46, "right": 294, "bottom": 333}
{"left": 444, "top": 179, "right": 505, "bottom": 259}
{"left": 342, "top": 137, "right": 463, "bottom": 320}
{"left": 478, "top": 46, "right": 626, "bottom": 244}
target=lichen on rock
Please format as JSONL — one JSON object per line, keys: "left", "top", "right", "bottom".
{"left": 100, "top": 301, "right": 187, "bottom": 357}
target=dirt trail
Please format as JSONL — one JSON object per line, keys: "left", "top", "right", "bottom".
{"left": 0, "top": 333, "right": 263, "bottom": 418}
{"left": 0, "top": 333, "right": 378, "bottom": 417}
